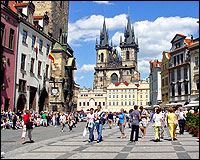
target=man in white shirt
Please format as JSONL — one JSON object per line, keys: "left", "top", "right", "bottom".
{"left": 60, "top": 113, "right": 66, "bottom": 132}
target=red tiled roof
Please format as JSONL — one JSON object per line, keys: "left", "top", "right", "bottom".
{"left": 135, "top": 84, "right": 139, "bottom": 87}
{"left": 14, "top": 3, "right": 28, "bottom": 7}
{"left": 185, "top": 39, "right": 191, "bottom": 45}
{"left": 167, "top": 52, "right": 171, "bottom": 58}
{"left": 177, "top": 34, "right": 186, "bottom": 37}
{"left": 188, "top": 41, "right": 199, "bottom": 47}
{"left": 34, "top": 16, "right": 43, "bottom": 19}
{"left": 149, "top": 61, "right": 161, "bottom": 68}
{"left": 8, "top": 1, "right": 17, "bottom": 13}
{"left": 115, "top": 82, "right": 129, "bottom": 86}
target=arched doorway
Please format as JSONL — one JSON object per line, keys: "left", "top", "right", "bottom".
{"left": 89, "top": 98, "right": 95, "bottom": 107}
{"left": 111, "top": 73, "right": 118, "bottom": 84}
{"left": 38, "top": 88, "right": 48, "bottom": 113}
{"left": 16, "top": 94, "right": 26, "bottom": 111}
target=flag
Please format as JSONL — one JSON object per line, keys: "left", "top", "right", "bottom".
{"left": 49, "top": 52, "right": 55, "bottom": 64}
{"left": 35, "top": 45, "right": 38, "bottom": 60}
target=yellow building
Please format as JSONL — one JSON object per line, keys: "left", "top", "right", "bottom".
{"left": 161, "top": 51, "right": 171, "bottom": 107}
{"left": 107, "top": 80, "right": 150, "bottom": 112}
{"left": 188, "top": 38, "right": 199, "bottom": 101}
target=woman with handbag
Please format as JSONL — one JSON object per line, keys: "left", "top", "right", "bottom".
{"left": 21, "top": 110, "right": 35, "bottom": 144}
{"left": 153, "top": 108, "right": 163, "bottom": 142}
{"left": 167, "top": 107, "right": 178, "bottom": 141}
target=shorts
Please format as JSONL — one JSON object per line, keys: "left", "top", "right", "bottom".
{"left": 139, "top": 120, "right": 148, "bottom": 127}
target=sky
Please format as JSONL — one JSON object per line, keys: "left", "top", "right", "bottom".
{"left": 67, "top": 1, "right": 199, "bottom": 89}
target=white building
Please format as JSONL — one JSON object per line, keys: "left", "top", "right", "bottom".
{"left": 14, "top": 2, "right": 54, "bottom": 112}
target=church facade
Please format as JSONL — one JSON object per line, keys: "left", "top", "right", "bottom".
{"left": 93, "top": 17, "right": 140, "bottom": 91}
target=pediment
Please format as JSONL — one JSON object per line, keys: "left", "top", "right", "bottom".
{"left": 171, "top": 34, "right": 186, "bottom": 43}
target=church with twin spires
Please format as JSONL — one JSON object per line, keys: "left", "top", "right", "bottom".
{"left": 93, "top": 16, "right": 140, "bottom": 91}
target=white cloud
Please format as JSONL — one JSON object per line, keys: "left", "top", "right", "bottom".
{"left": 75, "top": 76, "right": 85, "bottom": 81}
{"left": 138, "top": 60, "right": 150, "bottom": 74}
{"left": 76, "top": 64, "right": 96, "bottom": 73}
{"left": 93, "top": 1, "right": 113, "bottom": 5}
{"left": 68, "top": 14, "right": 127, "bottom": 46}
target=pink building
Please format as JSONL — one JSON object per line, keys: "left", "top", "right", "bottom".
{"left": 1, "top": 2, "right": 18, "bottom": 111}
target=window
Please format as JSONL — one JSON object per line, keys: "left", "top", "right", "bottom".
{"left": 146, "top": 102, "right": 148, "bottom": 105}
{"left": 125, "top": 102, "right": 127, "bottom": 106}
{"left": 133, "top": 89, "right": 135, "bottom": 92}
{"left": 178, "top": 83, "right": 181, "bottom": 96}
{"left": 195, "top": 57, "right": 199, "bottom": 66}
{"left": 79, "top": 102, "right": 81, "bottom": 106}
{"left": 38, "top": 61, "right": 42, "bottom": 76}
{"left": 177, "top": 55, "right": 180, "bottom": 65}
{"left": 125, "top": 95, "right": 127, "bottom": 98}
{"left": 196, "top": 80, "right": 199, "bottom": 90}
{"left": 177, "top": 68, "right": 181, "bottom": 81}
{"left": 140, "top": 102, "right": 142, "bottom": 106}
{"left": 46, "top": 65, "right": 49, "bottom": 78}
{"left": 46, "top": 44, "right": 50, "bottom": 55}
{"left": 129, "top": 94, "right": 131, "bottom": 98}
{"left": 126, "top": 51, "right": 130, "bottom": 60}
{"left": 21, "top": 54, "right": 26, "bottom": 70}
{"left": 116, "top": 95, "right": 118, "bottom": 98}
{"left": 95, "top": 102, "right": 97, "bottom": 106}
{"left": 175, "top": 42, "right": 181, "bottom": 49}
{"left": 133, "top": 101, "right": 135, "bottom": 105}
{"left": 184, "top": 82, "right": 188, "bottom": 95}
{"left": 99, "top": 102, "right": 101, "bottom": 106}
{"left": 109, "top": 102, "right": 111, "bottom": 106}
{"left": 127, "top": 71, "right": 129, "bottom": 75}
{"left": 22, "top": 30, "right": 27, "bottom": 43}
{"left": 39, "top": 40, "right": 43, "bottom": 51}
{"left": 146, "top": 95, "right": 148, "bottom": 98}
{"left": 113, "top": 95, "right": 115, "bottom": 98}
{"left": 100, "top": 53, "right": 104, "bottom": 62}
{"left": 87, "top": 102, "right": 89, "bottom": 106}
{"left": 113, "top": 102, "right": 115, "bottom": 106}
{"left": 171, "top": 70, "right": 174, "bottom": 82}
{"left": 111, "top": 73, "right": 118, "bottom": 84}
{"left": 100, "top": 77, "right": 103, "bottom": 81}
{"left": 103, "top": 102, "right": 105, "bottom": 106}
{"left": 129, "top": 101, "right": 131, "bottom": 105}
{"left": 19, "top": 79, "right": 26, "bottom": 92}
{"left": 140, "top": 95, "right": 142, "bottom": 98}
{"left": 116, "top": 102, "right": 118, "bottom": 106}
{"left": 121, "top": 102, "right": 123, "bottom": 106}
{"left": 174, "top": 56, "right": 176, "bottom": 66}
{"left": 180, "top": 54, "right": 183, "bottom": 64}
{"left": 133, "top": 94, "right": 135, "bottom": 99}
{"left": 32, "top": 35, "right": 36, "bottom": 48}
{"left": 30, "top": 58, "right": 35, "bottom": 73}
{"left": 172, "top": 85, "right": 175, "bottom": 97}
{"left": 83, "top": 102, "right": 85, "bottom": 106}
{"left": 109, "top": 95, "right": 111, "bottom": 98}
{"left": 8, "top": 28, "right": 15, "bottom": 49}
{"left": 60, "top": 1, "right": 64, "bottom": 8}
{"left": 59, "top": 28, "right": 62, "bottom": 41}
{"left": 1, "top": 23, "right": 5, "bottom": 46}
{"left": 121, "top": 95, "right": 123, "bottom": 98}
{"left": 184, "top": 67, "right": 188, "bottom": 79}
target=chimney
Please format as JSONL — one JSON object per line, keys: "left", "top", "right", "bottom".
{"left": 191, "top": 35, "right": 193, "bottom": 43}
{"left": 43, "top": 11, "right": 49, "bottom": 34}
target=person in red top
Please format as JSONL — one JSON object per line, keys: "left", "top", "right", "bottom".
{"left": 21, "top": 110, "right": 35, "bottom": 144}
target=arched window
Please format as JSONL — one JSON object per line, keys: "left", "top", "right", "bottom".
{"left": 111, "top": 73, "right": 118, "bottom": 84}
{"left": 126, "top": 51, "right": 130, "bottom": 60}
{"left": 101, "top": 53, "right": 104, "bottom": 62}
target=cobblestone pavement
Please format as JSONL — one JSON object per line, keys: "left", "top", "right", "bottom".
{"left": 2, "top": 122, "right": 199, "bottom": 159}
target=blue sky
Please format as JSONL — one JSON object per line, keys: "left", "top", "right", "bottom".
{"left": 68, "top": 1, "right": 199, "bottom": 88}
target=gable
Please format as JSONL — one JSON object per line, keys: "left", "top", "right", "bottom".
{"left": 171, "top": 34, "right": 186, "bottom": 43}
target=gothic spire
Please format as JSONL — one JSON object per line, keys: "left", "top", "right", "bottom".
{"left": 100, "top": 18, "right": 109, "bottom": 47}
{"left": 61, "top": 16, "right": 68, "bottom": 45}
{"left": 124, "top": 16, "right": 134, "bottom": 45}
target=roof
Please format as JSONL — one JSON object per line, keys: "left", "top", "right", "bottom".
{"left": 14, "top": 3, "right": 28, "bottom": 7}
{"left": 185, "top": 39, "right": 191, "bottom": 45}
{"left": 177, "top": 34, "right": 187, "bottom": 37}
{"left": 115, "top": 82, "right": 129, "bottom": 86}
{"left": 149, "top": 60, "right": 161, "bottom": 68}
{"left": 188, "top": 41, "right": 199, "bottom": 47}
{"left": 171, "top": 34, "right": 187, "bottom": 43}
{"left": 135, "top": 84, "right": 140, "bottom": 87}
{"left": 34, "top": 16, "right": 43, "bottom": 19}
{"left": 8, "top": 1, "right": 17, "bottom": 13}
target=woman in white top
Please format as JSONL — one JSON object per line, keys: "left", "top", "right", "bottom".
{"left": 153, "top": 108, "right": 163, "bottom": 142}
{"left": 85, "top": 108, "right": 96, "bottom": 142}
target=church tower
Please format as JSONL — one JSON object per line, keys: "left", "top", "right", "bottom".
{"left": 120, "top": 16, "right": 140, "bottom": 81}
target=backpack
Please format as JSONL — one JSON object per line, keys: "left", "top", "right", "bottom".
{"left": 26, "top": 115, "right": 33, "bottom": 129}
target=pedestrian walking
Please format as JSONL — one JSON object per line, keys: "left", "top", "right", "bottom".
{"left": 178, "top": 107, "right": 186, "bottom": 135}
{"left": 118, "top": 108, "right": 127, "bottom": 139}
{"left": 11, "top": 113, "right": 18, "bottom": 130}
{"left": 21, "top": 110, "right": 35, "bottom": 144}
{"left": 68, "top": 113, "right": 75, "bottom": 132}
{"left": 167, "top": 107, "right": 178, "bottom": 141}
{"left": 60, "top": 113, "right": 66, "bottom": 132}
{"left": 153, "top": 108, "right": 163, "bottom": 142}
{"left": 129, "top": 105, "right": 141, "bottom": 142}
{"left": 107, "top": 112, "right": 113, "bottom": 129}
{"left": 85, "top": 108, "right": 96, "bottom": 142}
{"left": 95, "top": 105, "right": 106, "bottom": 143}
{"left": 139, "top": 106, "right": 149, "bottom": 138}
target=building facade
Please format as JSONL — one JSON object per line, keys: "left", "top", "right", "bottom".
{"left": 1, "top": 2, "right": 18, "bottom": 111}
{"left": 72, "top": 83, "right": 80, "bottom": 112}
{"left": 188, "top": 37, "right": 199, "bottom": 101}
{"left": 168, "top": 34, "right": 191, "bottom": 105}
{"left": 14, "top": 2, "right": 54, "bottom": 112}
{"left": 31, "top": 1, "right": 69, "bottom": 42}
{"left": 77, "top": 87, "right": 107, "bottom": 112}
{"left": 160, "top": 51, "right": 170, "bottom": 107}
{"left": 149, "top": 60, "right": 162, "bottom": 106}
{"left": 49, "top": 27, "right": 76, "bottom": 112}
{"left": 93, "top": 17, "right": 140, "bottom": 91}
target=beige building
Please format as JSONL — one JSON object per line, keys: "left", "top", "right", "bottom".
{"left": 188, "top": 38, "right": 199, "bottom": 101}
{"left": 23, "top": 1, "right": 69, "bottom": 42}
{"left": 72, "top": 83, "right": 80, "bottom": 112}
{"left": 77, "top": 87, "right": 107, "bottom": 112}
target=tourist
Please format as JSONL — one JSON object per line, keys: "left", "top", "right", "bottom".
{"left": 139, "top": 106, "right": 149, "bottom": 138}
{"left": 167, "top": 107, "right": 178, "bottom": 141}
{"left": 42, "top": 112, "right": 47, "bottom": 127}
{"left": 68, "top": 113, "right": 75, "bottom": 132}
{"left": 118, "top": 108, "right": 127, "bottom": 139}
{"left": 178, "top": 107, "right": 186, "bottom": 135}
{"left": 60, "top": 113, "right": 66, "bottom": 132}
{"left": 153, "top": 108, "right": 163, "bottom": 142}
{"left": 107, "top": 112, "right": 113, "bottom": 129}
{"left": 95, "top": 105, "right": 106, "bottom": 143}
{"left": 21, "top": 110, "right": 35, "bottom": 144}
{"left": 129, "top": 105, "right": 141, "bottom": 142}
{"left": 85, "top": 108, "right": 96, "bottom": 142}
{"left": 11, "top": 112, "right": 18, "bottom": 130}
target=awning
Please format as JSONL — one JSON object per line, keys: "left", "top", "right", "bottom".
{"left": 183, "top": 104, "right": 199, "bottom": 108}
{"left": 166, "top": 103, "right": 184, "bottom": 106}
